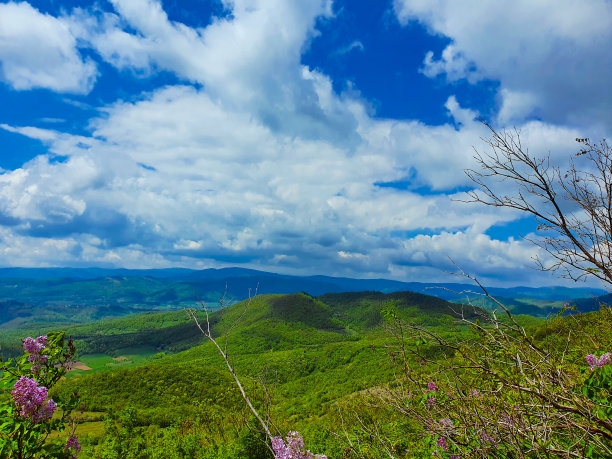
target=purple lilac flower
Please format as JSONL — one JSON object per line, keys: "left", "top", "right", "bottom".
{"left": 587, "top": 352, "right": 611, "bottom": 370}
{"left": 586, "top": 354, "right": 597, "bottom": 370}
{"left": 598, "top": 353, "right": 611, "bottom": 366}
{"left": 28, "top": 354, "right": 49, "bottom": 364}
{"left": 271, "top": 437, "right": 286, "bottom": 454}
{"left": 288, "top": 430, "right": 305, "bottom": 450}
{"left": 31, "top": 399, "right": 57, "bottom": 424}
{"left": 12, "top": 377, "right": 48, "bottom": 414}
{"left": 11, "top": 376, "right": 56, "bottom": 423}
{"left": 23, "top": 336, "right": 47, "bottom": 354}
{"left": 66, "top": 435, "right": 81, "bottom": 458}
{"left": 436, "top": 437, "right": 448, "bottom": 450}
{"left": 271, "top": 431, "right": 327, "bottom": 459}
{"left": 427, "top": 381, "right": 439, "bottom": 392}
{"left": 23, "top": 335, "right": 49, "bottom": 370}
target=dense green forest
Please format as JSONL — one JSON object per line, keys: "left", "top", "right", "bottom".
{"left": 0, "top": 268, "right": 599, "bottom": 331}
{"left": 4, "top": 288, "right": 609, "bottom": 458}
{"left": 1, "top": 284, "right": 611, "bottom": 458}
{"left": 0, "top": 292, "right": 471, "bottom": 455}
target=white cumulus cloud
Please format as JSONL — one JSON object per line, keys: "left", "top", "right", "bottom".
{"left": 0, "top": 1, "right": 97, "bottom": 93}
{"left": 0, "top": 0, "right": 602, "bottom": 286}
{"left": 394, "top": 0, "right": 612, "bottom": 130}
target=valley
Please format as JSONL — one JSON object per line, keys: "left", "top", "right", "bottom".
{"left": 1, "top": 269, "right": 610, "bottom": 457}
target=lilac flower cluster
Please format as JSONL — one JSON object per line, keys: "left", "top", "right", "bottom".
{"left": 586, "top": 352, "right": 611, "bottom": 370}
{"left": 11, "top": 376, "right": 57, "bottom": 424}
{"left": 425, "top": 381, "right": 439, "bottom": 409}
{"left": 271, "top": 431, "right": 327, "bottom": 459}
{"left": 66, "top": 435, "right": 81, "bottom": 458}
{"left": 23, "top": 335, "right": 49, "bottom": 372}
{"left": 436, "top": 436, "right": 448, "bottom": 450}
{"left": 23, "top": 336, "right": 47, "bottom": 354}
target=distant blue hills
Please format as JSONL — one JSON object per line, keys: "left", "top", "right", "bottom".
{"left": 0, "top": 267, "right": 608, "bottom": 330}
{"left": 0, "top": 266, "right": 605, "bottom": 302}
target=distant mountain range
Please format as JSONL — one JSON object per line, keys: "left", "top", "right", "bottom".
{"left": 0, "top": 267, "right": 608, "bottom": 328}
{"left": 0, "top": 266, "right": 605, "bottom": 298}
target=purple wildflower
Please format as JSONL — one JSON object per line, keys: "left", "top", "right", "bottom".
{"left": 28, "top": 353, "right": 49, "bottom": 364}
{"left": 11, "top": 376, "right": 56, "bottom": 423}
{"left": 427, "top": 381, "right": 439, "bottom": 392}
{"left": 23, "top": 335, "right": 49, "bottom": 370}
{"left": 12, "top": 377, "right": 48, "bottom": 414}
{"left": 586, "top": 354, "right": 597, "bottom": 370}
{"left": 470, "top": 389, "right": 481, "bottom": 397}
{"left": 436, "top": 437, "right": 448, "bottom": 450}
{"left": 31, "top": 399, "right": 57, "bottom": 424}
{"left": 426, "top": 396, "right": 436, "bottom": 410}
{"left": 271, "top": 437, "right": 286, "bottom": 454}
{"left": 66, "top": 435, "right": 81, "bottom": 458}
{"left": 587, "top": 352, "right": 611, "bottom": 370}
{"left": 271, "top": 431, "right": 327, "bottom": 459}
{"left": 23, "top": 336, "right": 47, "bottom": 354}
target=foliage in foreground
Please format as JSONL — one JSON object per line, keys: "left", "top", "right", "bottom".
{"left": 2, "top": 290, "right": 610, "bottom": 458}
{"left": 0, "top": 332, "right": 80, "bottom": 458}
{"left": 340, "top": 303, "right": 612, "bottom": 458}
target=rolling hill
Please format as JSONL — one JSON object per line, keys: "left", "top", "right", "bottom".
{"left": 0, "top": 267, "right": 605, "bottom": 329}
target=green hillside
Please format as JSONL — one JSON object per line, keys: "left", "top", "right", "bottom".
{"left": 5, "top": 290, "right": 607, "bottom": 458}
{"left": 33, "top": 291, "right": 473, "bottom": 456}
{"left": 0, "top": 310, "right": 206, "bottom": 360}
{"left": 319, "top": 290, "right": 483, "bottom": 331}
{"left": 0, "top": 269, "right": 600, "bottom": 330}
{"left": 1, "top": 290, "right": 481, "bottom": 362}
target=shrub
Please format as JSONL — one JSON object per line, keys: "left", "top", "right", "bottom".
{"left": 0, "top": 331, "right": 80, "bottom": 458}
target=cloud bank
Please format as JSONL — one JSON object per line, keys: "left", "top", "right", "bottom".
{"left": 0, "top": 1, "right": 97, "bottom": 93}
{"left": 0, "top": 0, "right": 609, "bottom": 286}
{"left": 394, "top": 0, "right": 612, "bottom": 129}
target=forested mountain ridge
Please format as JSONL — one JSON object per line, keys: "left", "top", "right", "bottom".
{"left": 2, "top": 288, "right": 609, "bottom": 457}
{"left": 0, "top": 267, "right": 605, "bottom": 329}
{"left": 46, "top": 290, "right": 484, "bottom": 456}
{"left": 0, "top": 291, "right": 484, "bottom": 360}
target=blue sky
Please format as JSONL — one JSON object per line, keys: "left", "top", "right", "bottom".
{"left": 0, "top": 0, "right": 610, "bottom": 286}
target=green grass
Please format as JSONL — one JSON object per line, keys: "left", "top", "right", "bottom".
{"left": 48, "top": 411, "right": 106, "bottom": 439}
{"left": 67, "top": 347, "right": 159, "bottom": 375}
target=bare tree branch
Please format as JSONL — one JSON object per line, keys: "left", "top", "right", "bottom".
{"left": 462, "top": 124, "right": 612, "bottom": 286}
{"left": 186, "top": 287, "right": 274, "bottom": 452}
